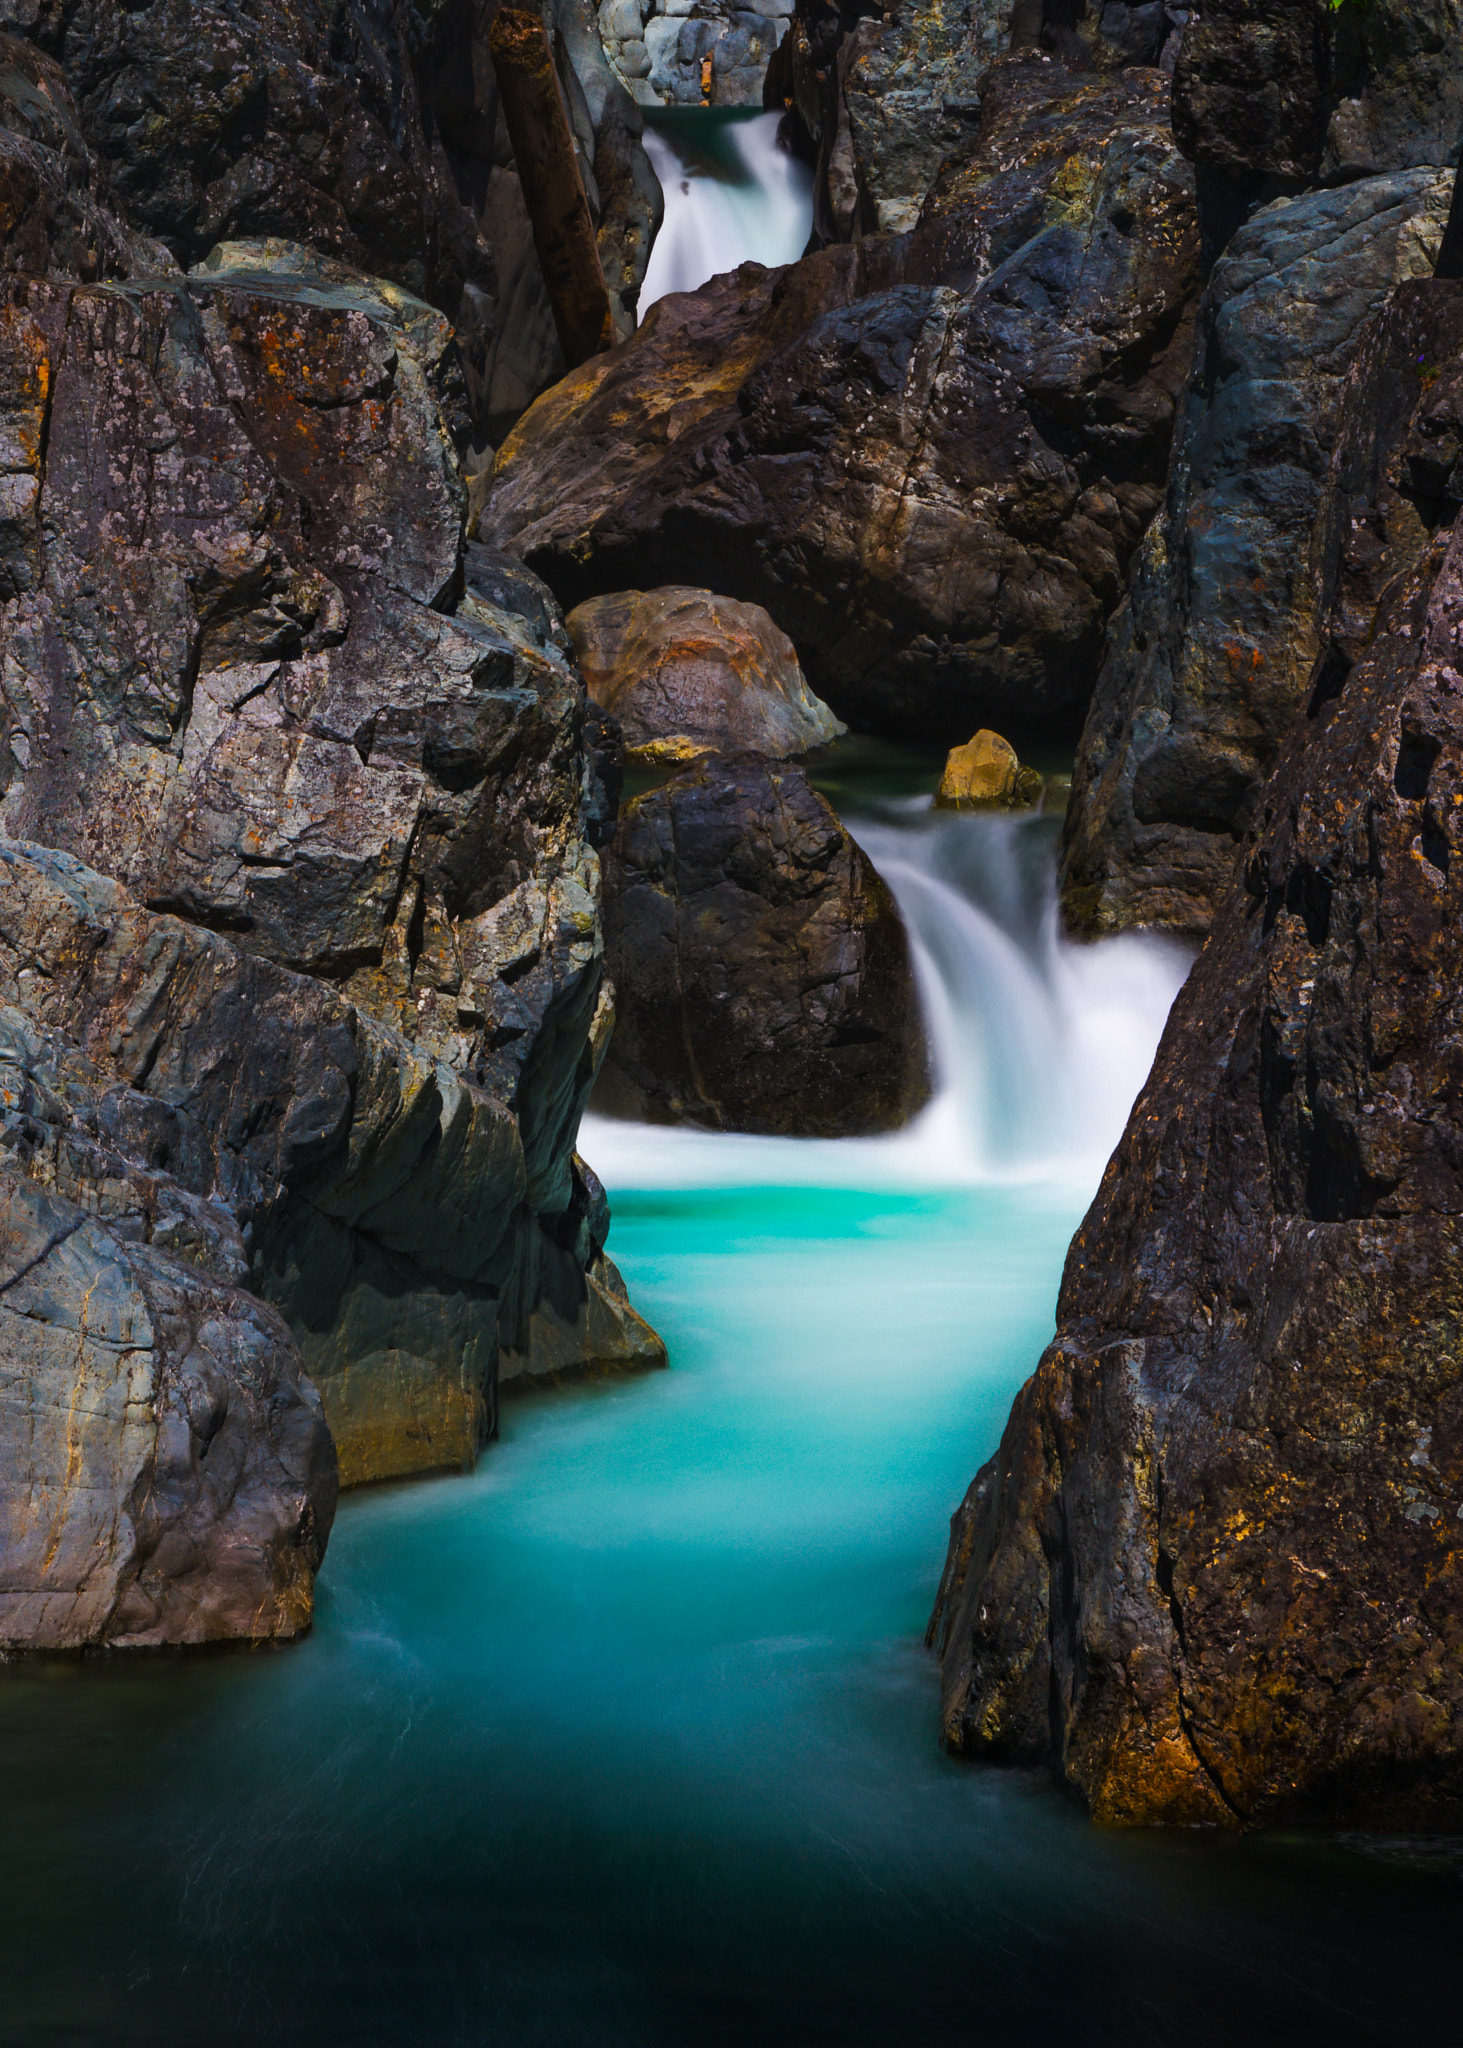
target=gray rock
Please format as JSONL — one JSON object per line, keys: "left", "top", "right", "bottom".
{"left": 1062, "top": 170, "right": 1453, "bottom": 941}
{"left": 0, "top": 1161, "right": 336, "bottom": 1654}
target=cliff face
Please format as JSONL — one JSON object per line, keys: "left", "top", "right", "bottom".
{"left": 931, "top": 283, "right": 1463, "bottom": 1826}
{"left": 0, "top": 6, "right": 663, "bottom": 1649}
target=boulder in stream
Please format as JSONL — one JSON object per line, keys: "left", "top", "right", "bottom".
{"left": 597, "top": 753, "right": 929, "bottom": 1134}
{"left": 567, "top": 585, "right": 843, "bottom": 760}
{"left": 934, "top": 732, "right": 1042, "bottom": 811}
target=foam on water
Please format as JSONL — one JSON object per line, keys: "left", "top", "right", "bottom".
{"left": 584, "top": 800, "right": 1192, "bottom": 1194}
{"left": 639, "top": 109, "right": 814, "bottom": 310}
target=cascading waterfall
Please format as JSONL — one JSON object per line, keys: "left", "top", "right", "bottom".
{"left": 639, "top": 108, "right": 815, "bottom": 309}
{"left": 584, "top": 799, "right": 1191, "bottom": 1192}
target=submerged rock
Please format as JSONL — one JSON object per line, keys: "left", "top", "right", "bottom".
{"left": 1062, "top": 169, "right": 1453, "bottom": 941}
{"left": 567, "top": 585, "right": 843, "bottom": 759}
{"left": 934, "top": 732, "right": 1042, "bottom": 811}
{"left": 487, "top": 56, "right": 1199, "bottom": 743}
{"left": 931, "top": 477, "right": 1463, "bottom": 1828}
{"left": 597, "top": 754, "right": 929, "bottom": 1134}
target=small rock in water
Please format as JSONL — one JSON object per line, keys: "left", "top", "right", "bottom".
{"left": 934, "top": 731, "right": 1043, "bottom": 811}
{"left": 566, "top": 586, "right": 844, "bottom": 759}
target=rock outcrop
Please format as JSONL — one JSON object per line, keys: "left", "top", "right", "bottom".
{"left": 596, "top": 753, "right": 928, "bottom": 1133}
{"left": 600, "top": 0, "right": 790, "bottom": 106}
{"left": 488, "top": 55, "right": 1201, "bottom": 743}
{"left": 1061, "top": 170, "right": 1453, "bottom": 940}
{"left": 931, "top": 435, "right": 1463, "bottom": 1826}
{"left": 567, "top": 585, "right": 842, "bottom": 758}
{"left": 0, "top": 244, "right": 664, "bottom": 1493}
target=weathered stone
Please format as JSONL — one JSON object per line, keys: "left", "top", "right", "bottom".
{"left": 932, "top": 487, "right": 1463, "bottom": 1828}
{"left": 567, "top": 585, "right": 843, "bottom": 756}
{"left": 1062, "top": 171, "right": 1453, "bottom": 941}
{"left": 597, "top": 753, "right": 929, "bottom": 1133}
{"left": 935, "top": 731, "right": 1042, "bottom": 810}
{"left": 0, "top": 257, "right": 664, "bottom": 1489}
{"left": 0, "top": 1159, "right": 336, "bottom": 1654}
{"left": 487, "top": 57, "right": 1199, "bottom": 743}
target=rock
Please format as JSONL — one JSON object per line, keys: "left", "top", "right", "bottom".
{"left": 0, "top": 1165, "right": 337, "bottom": 1652}
{"left": 486, "top": 56, "right": 1200, "bottom": 743}
{"left": 6, "top": 0, "right": 663, "bottom": 448}
{"left": 0, "top": 256, "right": 665, "bottom": 1487}
{"left": 934, "top": 730, "right": 1042, "bottom": 810}
{"left": 1061, "top": 170, "right": 1453, "bottom": 942}
{"left": 931, "top": 473, "right": 1463, "bottom": 1828}
{"left": 1173, "top": 0, "right": 1463, "bottom": 197}
{"left": 566, "top": 585, "right": 844, "bottom": 757}
{"left": 597, "top": 753, "right": 929, "bottom": 1134}
{"left": 605, "top": 0, "right": 781, "bottom": 106}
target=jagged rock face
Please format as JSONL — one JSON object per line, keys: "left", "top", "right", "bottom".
{"left": 0, "top": 0, "right": 662, "bottom": 448}
{"left": 567, "top": 586, "right": 842, "bottom": 758}
{"left": 599, "top": 0, "right": 790, "bottom": 107}
{"left": 597, "top": 754, "right": 929, "bottom": 1134}
{"left": 488, "top": 57, "right": 1199, "bottom": 743}
{"left": 1174, "top": 0, "right": 1463, "bottom": 192}
{"left": 0, "top": 254, "right": 664, "bottom": 1487}
{"left": 1062, "top": 170, "right": 1453, "bottom": 941}
{"left": 0, "top": 987, "right": 338, "bottom": 1650}
{"left": 0, "top": 1164, "right": 336, "bottom": 1652}
{"left": 931, "top": 473, "right": 1463, "bottom": 1828}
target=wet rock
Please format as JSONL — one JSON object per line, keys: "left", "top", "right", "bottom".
{"left": 931, "top": 482, "right": 1463, "bottom": 1828}
{"left": 935, "top": 731, "right": 1042, "bottom": 810}
{"left": 487, "top": 57, "right": 1199, "bottom": 743}
{"left": 0, "top": 1132, "right": 336, "bottom": 1652}
{"left": 1062, "top": 169, "right": 1453, "bottom": 941}
{"left": 597, "top": 753, "right": 929, "bottom": 1134}
{"left": 0, "top": 256, "right": 665, "bottom": 1485}
{"left": 566, "top": 585, "right": 843, "bottom": 758}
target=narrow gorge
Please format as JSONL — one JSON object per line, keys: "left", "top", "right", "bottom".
{"left": 0, "top": 2, "right": 1460, "bottom": 2041}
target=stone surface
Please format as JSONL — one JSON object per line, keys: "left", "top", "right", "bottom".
{"left": 0, "top": 1164, "right": 336, "bottom": 1652}
{"left": 931, "top": 491, "right": 1463, "bottom": 1828}
{"left": 1173, "top": 0, "right": 1463, "bottom": 195}
{"left": 935, "top": 730, "right": 1042, "bottom": 810}
{"left": 597, "top": 753, "right": 929, "bottom": 1133}
{"left": 487, "top": 57, "right": 1200, "bottom": 743}
{"left": 0, "top": 257, "right": 664, "bottom": 1491}
{"left": 566, "top": 585, "right": 843, "bottom": 756}
{"left": 1061, "top": 170, "right": 1453, "bottom": 941}
{"left": 602, "top": 0, "right": 783, "bottom": 105}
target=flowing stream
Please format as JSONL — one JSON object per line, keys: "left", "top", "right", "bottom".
{"left": 639, "top": 108, "right": 814, "bottom": 310}
{"left": 1, "top": 132, "right": 1457, "bottom": 2048}
{"left": 0, "top": 771, "right": 1457, "bottom": 2045}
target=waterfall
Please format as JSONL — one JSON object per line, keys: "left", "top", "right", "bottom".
{"left": 640, "top": 109, "right": 815, "bottom": 309}
{"left": 582, "top": 801, "right": 1191, "bottom": 1192}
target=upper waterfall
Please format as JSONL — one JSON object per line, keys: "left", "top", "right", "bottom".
{"left": 639, "top": 108, "right": 815, "bottom": 309}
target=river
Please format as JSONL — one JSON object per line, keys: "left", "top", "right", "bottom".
{"left": 0, "top": 116, "right": 1457, "bottom": 2048}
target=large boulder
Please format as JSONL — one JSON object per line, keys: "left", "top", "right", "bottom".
{"left": 487, "top": 56, "right": 1200, "bottom": 743}
{"left": 597, "top": 753, "right": 929, "bottom": 1134}
{"left": 930, "top": 472, "right": 1463, "bottom": 1828}
{"left": 567, "top": 585, "right": 842, "bottom": 758}
{"left": 1061, "top": 170, "right": 1453, "bottom": 941}
{"left": 0, "top": 251, "right": 664, "bottom": 1489}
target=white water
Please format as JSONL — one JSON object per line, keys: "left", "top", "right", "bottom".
{"left": 640, "top": 110, "right": 815, "bottom": 310}
{"left": 585, "top": 800, "right": 1192, "bottom": 1195}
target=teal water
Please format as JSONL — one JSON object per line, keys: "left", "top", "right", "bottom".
{"left": 1, "top": 809, "right": 1458, "bottom": 2044}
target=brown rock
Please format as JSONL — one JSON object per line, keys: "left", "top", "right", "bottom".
{"left": 566, "top": 586, "right": 843, "bottom": 758}
{"left": 934, "top": 731, "right": 1042, "bottom": 810}
{"left": 932, "top": 474, "right": 1463, "bottom": 1828}
{"left": 597, "top": 753, "right": 929, "bottom": 1135}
